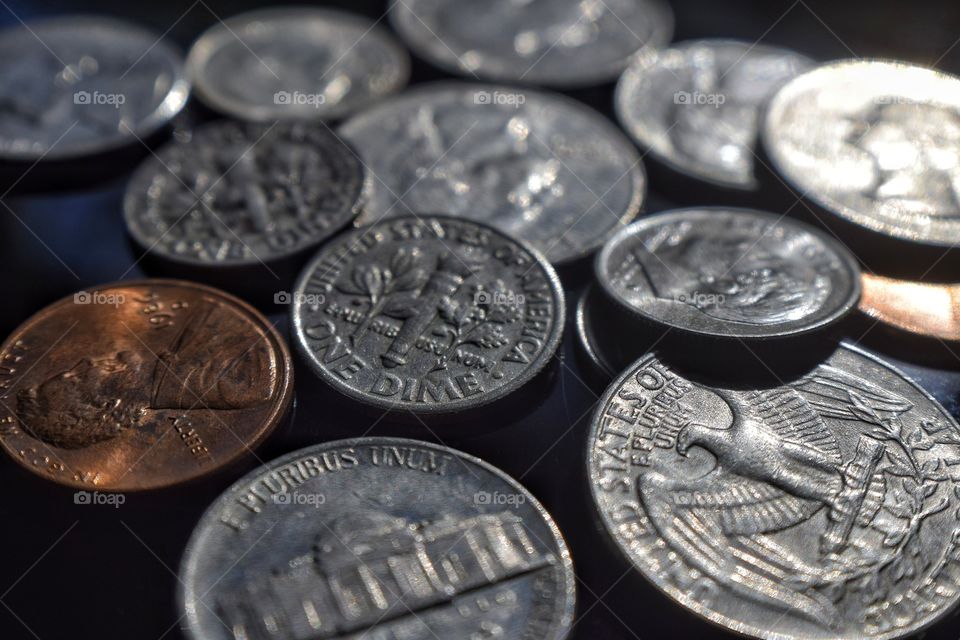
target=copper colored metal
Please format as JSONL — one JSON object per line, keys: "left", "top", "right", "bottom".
{"left": 0, "top": 280, "right": 293, "bottom": 491}
{"left": 860, "top": 273, "right": 960, "bottom": 341}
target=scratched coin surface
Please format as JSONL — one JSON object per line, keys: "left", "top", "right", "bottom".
{"left": 124, "top": 120, "right": 365, "bottom": 267}
{"left": 339, "top": 83, "right": 645, "bottom": 265}
{"left": 0, "top": 15, "right": 188, "bottom": 161}
{"left": 763, "top": 60, "right": 960, "bottom": 246}
{"left": 0, "top": 280, "right": 293, "bottom": 491}
{"left": 187, "top": 8, "right": 409, "bottom": 122}
{"left": 390, "top": 0, "right": 673, "bottom": 87}
{"left": 595, "top": 208, "right": 861, "bottom": 339}
{"left": 291, "top": 215, "right": 564, "bottom": 415}
{"left": 616, "top": 39, "right": 812, "bottom": 190}
{"left": 588, "top": 344, "right": 960, "bottom": 639}
{"left": 180, "top": 437, "right": 576, "bottom": 640}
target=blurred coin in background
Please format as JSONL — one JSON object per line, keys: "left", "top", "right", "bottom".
{"left": 340, "top": 82, "right": 645, "bottom": 266}
{"left": 860, "top": 272, "right": 960, "bottom": 341}
{"left": 187, "top": 8, "right": 409, "bottom": 122}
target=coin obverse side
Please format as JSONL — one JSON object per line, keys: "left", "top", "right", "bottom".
{"left": 124, "top": 120, "right": 366, "bottom": 268}
{"left": 187, "top": 8, "right": 409, "bottom": 122}
{"left": 390, "top": 0, "right": 673, "bottom": 87}
{"left": 180, "top": 437, "right": 576, "bottom": 640}
{"left": 0, "top": 280, "right": 293, "bottom": 491}
{"left": 339, "top": 82, "right": 646, "bottom": 266}
{"left": 615, "top": 39, "right": 812, "bottom": 190}
{"left": 762, "top": 59, "right": 960, "bottom": 247}
{"left": 292, "top": 215, "right": 565, "bottom": 416}
{"left": 588, "top": 344, "right": 960, "bottom": 639}
{"left": 0, "top": 15, "right": 189, "bottom": 161}
{"left": 595, "top": 207, "right": 862, "bottom": 339}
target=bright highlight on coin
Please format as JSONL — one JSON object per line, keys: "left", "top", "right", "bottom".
{"left": 0, "top": 280, "right": 293, "bottom": 491}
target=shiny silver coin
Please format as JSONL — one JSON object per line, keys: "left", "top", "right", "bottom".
{"left": 595, "top": 207, "right": 861, "bottom": 339}
{"left": 180, "top": 437, "right": 575, "bottom": 640}
{"left": 616, "top": 39, "right": 812, "bottom": 191}
{"left": 588, "top": 344, "right": 960, "bottom": 639}
{"left": 763, "top": 60, "right": 960, "bottom": 247}
{"left": 0, "top": 15, "right": 188, "bottom": 161}
{"left": 390, "top": 0, "right": 673, "bottom": 87}
{"left": 291, "top": 215, "right": 564, "bottom": 416}
{"left": 340, "top": 82, "right": 646, "bottom": 265}
{"left": 124, "top": 120, "right": 365, "bottom": 267}
{"left": 187, "top": 8, "right": 409, "bottom": 122}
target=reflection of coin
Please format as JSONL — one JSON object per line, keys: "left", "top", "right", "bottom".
{"left": 390, "top": 0, "right": 672, "bottom": 87}
{"left": 595, "top": 208, "right": 861, "bottom": 339}
{"left": 124, "top": 120, "right": 365, "bottom": 269}
{"left": 860, "top": 273, "right": 960, "bottom": 341}
{"left": 291, "top": 215, "right": 564, "bottom": 417}
{"left": 763, "top": 60, "right": 960, "bottom": 246}
{"left": 0, "top": 280, "right": 293, "bottom": 491}
{"left": 339, "top": 82, "right": 645, "bottom": 265}
{"left": 187, "top": 8, "right": 409, "bottom": 122}
{"left": 588, "top": 344, "right": 960, "bottom": 640}
{"left": 616, "top": 40, "right": 811, "bottom": 190}
{"left": 180, "top": 437, "right": 575, "bottom": 640}
{"left": 0, "top": 15, "right": 188, "bottom": 161}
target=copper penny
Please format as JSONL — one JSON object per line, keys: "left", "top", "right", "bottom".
{"left": 0, "top": 280, "right": 293, "bottom": 491}
{"left": 860, "top": 273, "right": 960, "bottom": 341}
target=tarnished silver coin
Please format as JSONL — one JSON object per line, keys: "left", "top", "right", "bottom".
{"left": 124, "top": 120, "right": 365, "bottom": 268}
{"left": 595, "top": 208, "right": 861, "bottom": 339}
{"left": 390, "top": 0, "right": 673, "bottom": 87}
{"left": 0, "top": 15, "right": 188, "bottom": 161}
{"left": 180, "top": 437, "right": 575, "bottom": 640}
{"left": 616, "top": 39, "right": 812, "bottom": 191}
{"left": 187, "top": 8, "right": 409, "bottom": 122}
{"left": 763, "top": 60, "right": 960, "bottom": 247}
{"left": 588, "top": 344, "right": 960, "bottom": 639}
{"left": 291, "top": 215, "right": 564, "bottom": 416}
{"left": 340, "top": 83, "right": 646, "bottom": 265}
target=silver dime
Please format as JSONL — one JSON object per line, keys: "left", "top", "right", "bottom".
{"left": 180, "top": 437, "right": 575, "bottom": 640}
{"left": 186, "top": 8, "right": 409, "bottom": 122}
{"left": 595, "top": 207, "right": 861, "bottom": 339}
{"left": 0, "top": 15, "right": 188, "bottom": 161}
{"left": 390, "top": 0, "right": 673, "bottom": 87}
{"left": 291, "top": 215, "right": 564, "bottom": 416}
{"left": 616, "top": 39, "right": 812, "bottom": 190}
{"left": 587, "top": 344, "right": 960, "bottom": 639}
{"left": 124, "top": 120, "right": 365, "bottom": 267}
{"left": 339, "top": 83, "right": 646, "bottom": 265}
{"left": 763, "top": 60, "right": 960, "bottom": 247}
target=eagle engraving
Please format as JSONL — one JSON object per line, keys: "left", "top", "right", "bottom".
{"left": 639, "top": 368, "right": 913, "bottom": 627}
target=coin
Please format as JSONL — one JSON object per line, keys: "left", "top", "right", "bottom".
{"left": 595, "top": 207, "right": 861, "bottom": 339}
{"left": 339, "top": 82, "right": 646, "bottom": 265}
{"left": 860, "top": 273, "right": 960, "bottom": 341}
{"left": 588, "top": 343, "right": 960, "bottom": 639}
{"left": 0, "top": 15, "right": 188, "bottom": 162}
{"left": 0, "top": 280, "right": 293, "bottom": 491}
{"left": 291, "top": 215, "right": 565, "bottom": 417}
{"left": 390, "top": 0, "right": 673, "bottom": 87}
{"left": 179, "top": 437, "right": 576, "bottom": 640}
{"left": 124, "top": 120, "right": 365, "bottom": 270}
{"left": 615, "top": 39, "right": 812, "bottom": 191}
{"left": 762, "top": 60, "right": 960, "bottom": 247}
{"left": 187, "top": 8, "right": 409, "bottom": 122}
